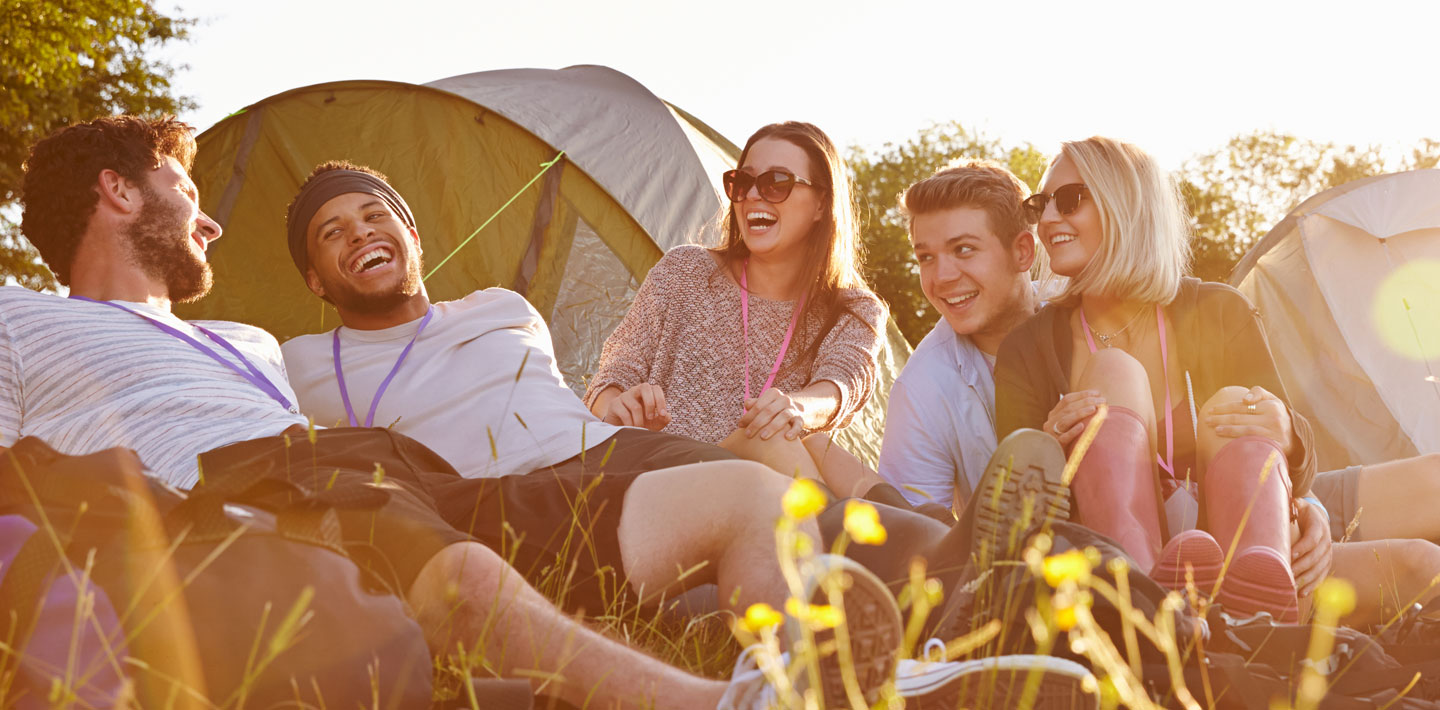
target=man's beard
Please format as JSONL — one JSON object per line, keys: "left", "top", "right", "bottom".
{"left": 126, "top": 187, "right": 213, "bottom": 303}
{"left": 324, "top": 252, "right": 425, "bottom": 314}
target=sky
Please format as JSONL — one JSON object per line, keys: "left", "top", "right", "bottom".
{"left": 161, "top": 0, "right": 1440, "bottom": 170}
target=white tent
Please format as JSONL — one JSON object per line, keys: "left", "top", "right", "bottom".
{"left": 1231, "top": 170, "right": 1440, "bottom": 469}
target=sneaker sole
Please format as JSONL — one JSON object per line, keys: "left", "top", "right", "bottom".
{"left": 800, "top": 555, "right": 903, "bottom": 708}
{"left": 971, "top": 429, "right": 1070, "bottom": 567}
{"left": 903, "top": 655, "right": 1098, "bottom": 710}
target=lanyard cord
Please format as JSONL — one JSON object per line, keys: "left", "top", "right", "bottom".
{"left": 739, "top": 259, "right": 806, "bottom": 414}
{"left": 1080, "top": 304, "right": 1174, "bottom": 477}
{"left": 332, "top": 306, "right": 434, "bottom": 428}
{"left": 70, "top": 296, "right": 297, "bottom": 413}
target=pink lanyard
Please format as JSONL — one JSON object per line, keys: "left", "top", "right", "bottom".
{"left": 332, "top": 306, "right": 434, "bottom": 427}
{"left": 740, "top": 259, "right": 806, "bottom": 413}
{"left": 1080, "top": 304, "right": 1176, "bottom": 478}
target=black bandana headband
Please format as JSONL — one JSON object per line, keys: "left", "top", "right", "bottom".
{"left": 286, "top": 170, "right": 416, "bottom": 275}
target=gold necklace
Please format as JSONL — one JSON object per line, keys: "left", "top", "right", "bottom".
{"left": 1084, "top": 305, "right": 1147, "bottom": 348}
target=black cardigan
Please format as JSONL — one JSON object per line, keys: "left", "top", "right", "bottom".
{"left": 994, "top": 277, "right": 1317, "bottom": 495}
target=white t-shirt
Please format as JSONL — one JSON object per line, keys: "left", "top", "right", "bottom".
{"left": 281, "top": 289, "right": 623, "bottom": 479}
{"left": 0, "top": 287, "right": 306, "bottom": 489}
{"left": 875, "top": 319, "right": 998, "bottom": 512}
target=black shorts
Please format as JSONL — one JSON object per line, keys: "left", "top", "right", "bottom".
{"left": 431, "top": 427, "right": 737, "bottom": 613}
{"left": 198, "top": 426, "right": 475, "bottom": 596}
{"left": 199, "top": 426, "right": 735, "bottom": 613}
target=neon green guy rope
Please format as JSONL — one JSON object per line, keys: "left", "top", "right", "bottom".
{"left": 423, "top": 150, "right": 566, "bottom": 282}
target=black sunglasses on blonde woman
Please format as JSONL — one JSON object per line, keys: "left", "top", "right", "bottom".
{"left": 722, "top": 169, "right": 820, "bottom": 204}
{"left": 1023, "top": 183, "right": 1090, "bottom": 222}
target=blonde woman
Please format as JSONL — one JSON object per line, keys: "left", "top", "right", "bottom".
{"left": 993, "top": 137, "right": 1317, "bottom": 621}
{"left": 585, "top": 122, "right": 886, "bottom": 485}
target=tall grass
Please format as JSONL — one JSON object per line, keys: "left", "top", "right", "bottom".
{"left": 1, "top": 425, "right": 1428, "bottom": 710}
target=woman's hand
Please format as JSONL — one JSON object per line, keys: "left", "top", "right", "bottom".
{"left": 737, "top": 387, "right": 806, "bottom": 441}
{"left": 1043, "top": 390, "right": 1105, "bottom": 447}
{"left": 1205, "top": 386, "right": 1295, "bottom": 455}
{"left": 601, "top": 383, "right": 671, "bottom": 431}
{"left": 1291, "top": 498, "right": 1333, "bottom": 598}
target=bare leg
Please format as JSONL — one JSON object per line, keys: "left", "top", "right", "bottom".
{"left": 617, "top": 460, "right": 816, "bottom": 614}
{"left": 719, "top": 427, "right": 823, "bottom": 481}
{"left": 1196, "top": 386, "right": 1303, "bottom": 549}
{"left": 408, "top": 542, "right": 725, "bottom": 710}
{"left": 1347, "top": 453, "right": 1440, "bottom": 541}
{"left": 720, "top": 428, "right": 895, "bottom": 503}
{"left": 802, "top": 433, "right": 889, "bottom": 499}
{"left": 1330, "top": 539, "right": 1440, "bottom": 627}
{"left": 1074, "top": 348, "right": 1158, "bottom": 453}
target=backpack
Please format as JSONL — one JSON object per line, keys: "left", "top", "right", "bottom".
{"left": 0, "top": 436, "right": 434, "bottom": 709}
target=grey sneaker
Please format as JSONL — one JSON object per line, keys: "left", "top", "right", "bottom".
{"left": 971, "top": 429, "right": 1070, "bottom": 568}
{"left": 896, "top": 647, "right": 1098, "bottom": 710}
{"left": 787, "top": 554, "right": 903, "bottom": 709}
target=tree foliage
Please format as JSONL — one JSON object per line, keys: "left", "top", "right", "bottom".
{"left": 1174, "top": 131, "right": 1440, "bottom": 281}
{"left": 849, "top": 123, "right": 1047, "bottom": 345}
{"left": 0, "top": 0, "right": 193, "bottom": 289}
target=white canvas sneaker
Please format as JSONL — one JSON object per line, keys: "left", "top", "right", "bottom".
{"left": 896, "top": 643, "right": 1098, "bottom": 710}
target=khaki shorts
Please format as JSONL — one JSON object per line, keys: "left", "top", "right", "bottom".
{"left": 1310, "top": 465, "right": 1363, "bottom": 541}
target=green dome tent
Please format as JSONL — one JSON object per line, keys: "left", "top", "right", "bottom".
{"left": 187, "top": 65, "right": 909, "bottom": 466}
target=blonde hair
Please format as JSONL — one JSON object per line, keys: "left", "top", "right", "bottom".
{"left": 1052, "top": 136, "right": 1191, "bottom": 305}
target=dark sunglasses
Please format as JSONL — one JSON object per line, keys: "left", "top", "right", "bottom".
{"left": 722, "top": 169, "right": 820, "bottom": 204}
{"left": 1022, "top": 183, "right": 1091, "bottom": 222}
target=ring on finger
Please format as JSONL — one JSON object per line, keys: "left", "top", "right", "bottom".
{"left": 1246, "top": 403, "right": 1258, "bottom": 413}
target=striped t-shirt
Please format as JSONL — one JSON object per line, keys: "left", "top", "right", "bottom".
{"left": 0, "top": 287, "right": 307, "bottom": 488}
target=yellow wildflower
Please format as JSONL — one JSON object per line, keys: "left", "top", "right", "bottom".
{"left": 1042, "top": 548, "right": 1092, "bottom": 588}
{"left": 782, "top": 478, "right": 827, "bottom": 520}
{"left": 740, "top": 602, "right": 784, "bottom": 633}
{"left": 1055, "top": 603, "right": 1078, "bottom": 631}
{"left": 1315, "top": 578, "right": 1357, "bottom": 617}
{"left": 843, "top": 500, "right": 888, "bottom": 545}
{"left": 785, "top": 598, "right": 842, "bottom": 629}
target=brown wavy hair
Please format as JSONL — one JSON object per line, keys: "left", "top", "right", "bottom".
{"left": 20, "top": 115, "right": 196, "bottom": 284}
{"left": 711, "top": 122, "right": 878, "bottom": 366}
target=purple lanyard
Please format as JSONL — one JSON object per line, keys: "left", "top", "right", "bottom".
{"left": 1080, "top": 304, "right": 1175, "bottom": 478}
{"left": 740, "top": 259, "right": 806, "bottom": 414}
{"left": 332, "top": 306, "right": 433, "bottom": 428}
{"left": 71, "top": 296, "right": 298, "bottom": 414}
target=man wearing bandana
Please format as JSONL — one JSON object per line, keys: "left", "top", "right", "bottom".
{"left": 3, "top": 116, "right": 906, "bottom": 710}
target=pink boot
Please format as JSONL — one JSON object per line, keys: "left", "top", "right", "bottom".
{"left": 1070, "top": 406, "right": 1163, "bottom": 573}
{"left": 1205, "top": 437, "right": 1299, "bottom": 622}
{"left": 1152, "top": 529, "right": 1223, "bottom": 596}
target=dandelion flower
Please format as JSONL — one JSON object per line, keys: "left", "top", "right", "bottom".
{"left": 1042, "top": 548, "right": 1092, "bottom": 588}
{"left": 741, "top": 602, "right": 784, "bottom": 633}
{"left": 786, "top": 598, "right": 842, "bottom": 629}
{"left": 843, "top": 500, "right": 887, "bottom": 545}
{"left": 782, "top": 478, "right": 827, "bottom": 520}
{"left": 1055, "top": 604, "right": 1078, "bottom": 631}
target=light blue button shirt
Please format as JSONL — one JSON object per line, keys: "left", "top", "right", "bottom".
{"left": 876, "top": 319, "right": 997, "bottom": 513}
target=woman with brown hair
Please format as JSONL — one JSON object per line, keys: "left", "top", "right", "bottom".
{"left": 585, "top": 121, "right": 886, "bottom": 484}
